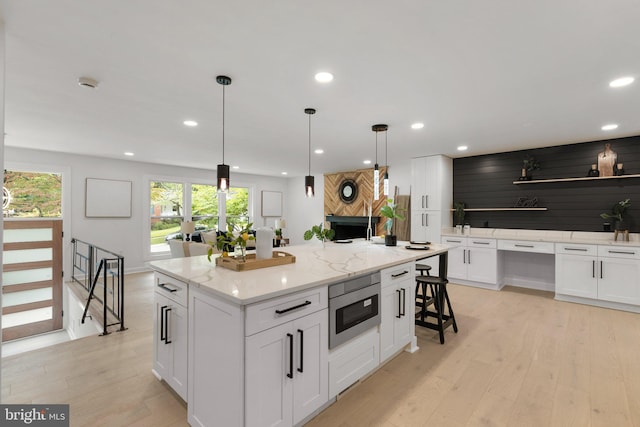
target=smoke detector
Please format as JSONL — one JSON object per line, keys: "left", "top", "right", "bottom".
{"left": 78, "top": 77, "right": 99, "bottom": 89}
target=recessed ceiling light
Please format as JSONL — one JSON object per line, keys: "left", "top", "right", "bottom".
{"left": 232, "top": 165, "right": 239, "bottom": 169}
{"left": 314, "top": 72, "right": 334, "bottom": 83}
{"left": 601, "top": 124, "right": 619, "bottom": 131}
{"left": 314, "top": 149, "right": 324, "bottom": 154}
{"left": 281, "top": 172, "right": 288, "bottom": 175}
{"left": 183, "top": 120, "right": 198, "bottom": 127}
{"left": 411, "top": 122, "right": 425, "bottom": 129}
{"left": 124, "top": 152, "right": 134, "bottom": 156}
{"left": 457, "top": 145, "right": 468, "bottom": 151}
{"left": 609, "top": 77, "right": 635, "bottom": 88}
{"left": 78, "top": 76, "right": 98, "bottom": 89}
{"left": 363, "top": 160, "right": 372, "bottom": 165}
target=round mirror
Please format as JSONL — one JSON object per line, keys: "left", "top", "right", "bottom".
{"left": 339, "top": 179, "right": 358, "bottom": 204}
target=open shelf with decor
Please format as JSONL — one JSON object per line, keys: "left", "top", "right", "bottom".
{"left": 513, "top": 174, "right": 640, "bottom": 185}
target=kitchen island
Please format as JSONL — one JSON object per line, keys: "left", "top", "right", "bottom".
{"left": 149, "top": 240, "right": 449, "bottom": 427}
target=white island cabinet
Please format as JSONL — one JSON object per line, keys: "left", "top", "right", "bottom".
{"left": 152, "top": 272, "right": 188, "bottom": 401}
{"left": 150, "top": 241, "right": 450, "bottom": 427}
{"left": 379, "top": 262, "right": 414, "bottom": 363}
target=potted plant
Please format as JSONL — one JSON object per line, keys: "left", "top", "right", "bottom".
{"left": 208, "top": 222, "right": 255, "bottom": 262}
{"left": 518, "top": 155, "right": 540, "bottom": 181}
{"left": 303, "top": 223, "right": 335, "bottom": 247}
{"left": 380, "top": 198, "right": 405, "bottom": 246}
{"left": 600, "top": 198, "right": 631, "bottom": 231}
{"left": 453, "top": 202, "right": 465, "bottom": 233}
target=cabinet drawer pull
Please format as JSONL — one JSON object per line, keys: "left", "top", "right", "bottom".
{"left": 275, "top": 300, "right": 312, "bottom": 315}
{"left": 396, "top": 289, "right": 402, "bottom": 318}
{"left": 446, "top": 239, "right": 462, "bottom": 243}
{"left": 297, "top": 329, "right": 304, "bottom": 373}
{"left": 472, "top": 241, "right": 490, "bottom": 245}
{"left": 600, "top": 260, "right": 603, "bottom": 279}
{"left": 160, "top": 305, "right": 167, "bottom": 343}
{"left": 287, "top": 333, "right": 294, "bottom": 379}
{"left": 164, "top": 307, "right": 172, "bottom": 344}
{"left": 515, "top": 244, "right": 534, "bottom": 248}
{"left": 607, "top": 250, "right": 636, "bottom": 255}
{"left": 592, "top": 260, "right": 595, "bottom": 278}
{"left": 158, "top": 283, "right": 178, "bottom": 293}
{"left": 401, "top": 288, "right": 406, "bottom": 317}
{"left": 391, "top": 270, "right": 409, "bottom": 278}
{"left": 565, "top": 247, "right": 588, "bottom": 252}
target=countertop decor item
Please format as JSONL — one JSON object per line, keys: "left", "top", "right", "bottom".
{"left": 600, "top": 198, "right": 631, "bottom": 233}
{"left": 208, "top": 222, "right": 255, "bottom": 262}
{"left": 256, "top": 227, "right": 274, "bottom": 259}
{"left": 303, "top": 223, "right": 335, "bottom": 246}
{"left": 215, "top": 251, "right": 296, "bottom": 271}
{"left": 380, "top": 198, "right": 405, "bottom": 246}
{"left": 453, "top": 201, "right": 465, "bottom": 233}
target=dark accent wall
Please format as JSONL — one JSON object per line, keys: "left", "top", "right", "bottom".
{"left": 453, "top": 135, "right": 640, "bottom": 232}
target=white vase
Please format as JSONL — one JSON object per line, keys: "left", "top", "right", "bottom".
{"left": 256, "top": 227, "right": 274, "bottom": 259}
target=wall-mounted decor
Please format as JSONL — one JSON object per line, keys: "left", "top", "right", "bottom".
{"left": 261, "top": 190, "right": 282, "bottom": 217}
{"left": 597, "top": 143, "right": 617, "bottom": 177}
{"left": 338, "top": 179, "right": 358, "bottom": 204}
{"left": 85, "top": 178, "right": 132, "bottom": 218}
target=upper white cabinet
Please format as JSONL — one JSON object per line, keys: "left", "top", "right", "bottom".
{"left": 411, "top": 155, "right": 452, "bottom": 243}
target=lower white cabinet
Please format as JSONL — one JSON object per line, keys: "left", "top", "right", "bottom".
{"left": 555, "top": 244, "right": 640, "bottom": 306}
{"left": 188, "top": 286, "right": 244, "bottom": 427}
{"left": 442, "top": 237, "right": 497, "bottom": 285}
{"left": 380, "top": 262, "right": 413, "bottom": 363}
{"left": 411, "top": 210, "right": 443, "bottom": 244}
{"left": 245, "top": 309, "right": 328, "bottom": 427}
{"left": 152, "top": 273, "right": 188, "bottom": 401}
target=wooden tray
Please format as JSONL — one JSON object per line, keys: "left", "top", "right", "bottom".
{"left": 215, "top": 251, "right": 296, "bottom": 271}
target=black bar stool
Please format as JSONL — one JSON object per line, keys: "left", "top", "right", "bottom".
{"left": 415, "top": 263, "right": 433, "bottom": 323}
{"left": 415, "top": 275, "right": 458, "bottom": 344}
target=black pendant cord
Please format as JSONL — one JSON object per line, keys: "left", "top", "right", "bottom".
{"left": 385, "top": 130, "right": 388, "bottom": 169}
{"left": 222, "top": 84, "right": 225, "bottom": 164}
{"left": 308, "top": 113, "right": 311, "bottom": 176}
{"left": 375, "top": 132, "right": 378, "bottom": 165}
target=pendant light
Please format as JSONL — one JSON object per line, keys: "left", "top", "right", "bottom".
{"left": 216, "top": 75, "right": 232, "bottom": 193}
{"left": 305, "top": 108, "right": 316, "bottom": 197}
{"left": 383, "top": 125, "right": 390, "bottom": 196}
{"left": 372, "top": 124, "right": 388, "bottom": 200}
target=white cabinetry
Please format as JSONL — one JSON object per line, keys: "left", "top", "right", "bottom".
{"left": 441, "top": 236, "right": 497, "bottom": 285}
{"left": 555, "top": 244, "right": 640, "bottom": 306}
{"left": 380, "top": 262, "right": 414, "bottom": 363}
{"left": 152, "top": 273, "right": 188, "bottom": 401}
{"left": 411, "top": 155, "right": 452, "bottom": 243}
{"left": 188, "top": 287, "right": 244, "bottom": 427}
{"left": 245, "top": 287, "right": 328, "bottom": 427}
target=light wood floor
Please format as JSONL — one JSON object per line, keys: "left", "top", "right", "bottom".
{"left": 3, "top": 273, "right": 640, "bottom": 427}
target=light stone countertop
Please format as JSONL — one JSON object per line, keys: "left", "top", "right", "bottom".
{"left": 441, "top": 227, "right": 640, "bottom": 246}
{"left": 149, "top": 240, "right": 449, "bottom": 305}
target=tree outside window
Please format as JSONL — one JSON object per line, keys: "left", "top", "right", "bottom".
{"left": 3, "top": 171, "right": 62, "bottom": 218}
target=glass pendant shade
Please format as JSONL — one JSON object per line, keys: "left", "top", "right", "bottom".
{"left": 217, "top": 163, "right": 230, "bottom": 193}
{"left": 383, "top": 171, "right": 389, "bottom": 196}
{"left": 305, "top": 175, "right": 315, "bottom": 197}
{"left": 373, "top": 164, "right": 380, "bottom": 200}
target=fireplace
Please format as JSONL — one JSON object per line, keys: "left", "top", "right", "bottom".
{"left": 326, "top": 216, "right": 380, "bottom": 240}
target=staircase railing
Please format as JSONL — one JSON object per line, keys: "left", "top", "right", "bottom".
{"left": 71, "top": 238, "right": 126, "bottom": 335}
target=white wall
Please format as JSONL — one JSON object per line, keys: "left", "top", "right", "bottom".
{"left": 5, "top": 147, "right": 291, "bottom": 272}
{"left": 285, "top": 175, "right": 325, "bottom": 246}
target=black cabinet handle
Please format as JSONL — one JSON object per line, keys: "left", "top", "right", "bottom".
{"left": 401, "top": 288, "right": 406, "bottom": 317}
{"left": 515, "top": 244, "right": 534, "bottom": 248}
{"left": 600, "top": 260, "right": 603, "bottom": 279}
{"left": 566, "top": 247, "right": 588, "bottom": 252}
{"left": 164, "top": 307, "right": 172, "bottom": 344}
{"left": 297, "top": 329, "right": 304, "bottom": 373}
{"left": 391, "top": 270, "right": 409, "bottom": 278}
{"left": 287, "top": 333, "right": 294, "bottom": 379}
{"left": 160, "top": 305, "right": 167, "bottom": 343}
{"left": 276, "top": 300, "right": 311, "bottom": 315}
{"left": 472, "top": 241, "right": 490, "bottom": 245}
{"left": 396, "top": 289, "right": 402, "bottom": 318}
{"left": 608, "top": 250, "right": 636, "bottom": 255}
{"left": 592, "top": 260, "right": 595, "bottom": 278}
{"left": 468, "top": 249, "right": 471, "bottom": 264}
{"left": 158, "top": 283, "right": 178, "bottom": 293}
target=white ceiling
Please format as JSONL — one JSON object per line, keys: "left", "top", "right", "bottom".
{"left": 1, "top": 1, "right": 639, "bottom": 177}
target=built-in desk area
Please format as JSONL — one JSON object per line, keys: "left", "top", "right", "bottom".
{"left": 441, "top": 227, "right": 640, "bottom": 313}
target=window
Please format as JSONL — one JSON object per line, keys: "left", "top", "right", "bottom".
{"left": 149, "top": 181, "right": 184, "bottom": 253}
{"left": 3, "top": 171, "right": 62, "bottom": 218}
{"left": 147, "top": 179, "right": 253, "bottom": 255}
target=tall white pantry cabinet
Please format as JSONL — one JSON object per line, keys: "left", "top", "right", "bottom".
{"left": 411, "top": 155, "right": 453, "bottom": 244}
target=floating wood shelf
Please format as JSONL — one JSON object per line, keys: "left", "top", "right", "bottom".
{"left": 450, "top": 208, "right": 547, "bottom": 212}
{"left": 512, "top": 173, "right": 640, "bottom": 185}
